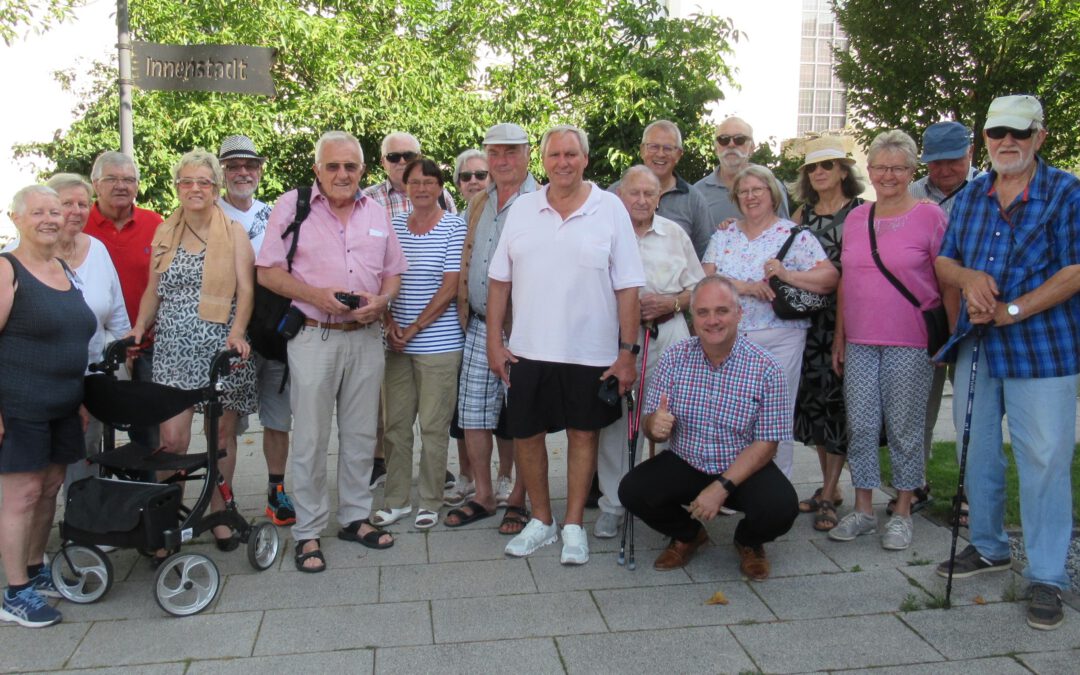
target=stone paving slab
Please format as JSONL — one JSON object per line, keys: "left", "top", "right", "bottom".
{"left": 592, "top": 581, "right": 775, "bottom": 631}
{"left": 32, "top": 664, "right": 186, "bottom": 675}
{"left": 730, "top": 614, "right": 943, "bottom": 673}
{"left": 430, "top": 590, "right": 606, "bottom": 643}
{"left": 899, "top": 602, "right": 1080, "bottom": 660}
{"left": 380, "top": 558, "right": 537, "bottom": 602}
{"left": 753, "top": 568, "right": 927, "bottom": 620}
{"left": 556, "top": 625, "right": 756, "bottom": 674}
{"left": 835, "top": 656, "right": 1031, "bottom": 674}
{"left": 0, "top": 622, "right": 88, "bottom": 673}
{"left": 811, "top": 516, "right": 953, "bottom": 573}
{"left": 528, "top": 552, "right": 692, "bottom": 592}
{"left": 55, "top": 579, "right": 178, "bottom": 623}
{"left": 214, "top": 565, "right": 379, "bottom": 612}
{"left": 375, "top": 637, "right": 562, "bottom": 674}
{"left": 899, "top": 564, "right": 1027, "bottom": 607}
{"left": 283, "top": 531, "right": 430, "bottom": 570}
{"left": 254, "top": 602, "right": 432, "bottom": 655}
{"left": 685, "top": 538, "right": 844, "bottom": 583}
{"left": 1015, "top": 648, "right": 1080, "bottom": 674}
{"left": 187, "top": 649, "right": 373, "bottom": 674}
{"left": 67, "top": 612, "right": 262, "bottom": 668}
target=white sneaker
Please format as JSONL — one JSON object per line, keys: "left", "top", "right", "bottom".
{"left": 495, "top": 475, "right": 512, "bottom": 507}
{"left": 828, "top": 511, "right": 877, "bottom": 542}
{"left": 505, "top": 518, "right": 559, "bottom": 558}
{"left": 881, "top": 515, "right": 913, "bottom": 550}
{"left": 560, "top": 524, "right": 590, "bottom": 565}
{"left": 593, "top": 511, "right": 621, "bottom": 539}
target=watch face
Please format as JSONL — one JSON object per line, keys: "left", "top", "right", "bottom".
{"left": 1008, "top": 304, "right": 1020, "bottom": 316}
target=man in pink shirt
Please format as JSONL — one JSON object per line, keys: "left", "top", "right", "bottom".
{"left": 257, "top": 131, "right": 408, "bottom": 573}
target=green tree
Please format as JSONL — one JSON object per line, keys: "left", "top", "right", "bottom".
{"left": 16, "top": 0, "right": 739, "bottom": 212}
{"left": 833, "top": 0, "right": 1080, "bottom": 167}
{"left": 0, "top": 0, "right": 81, "bottom": 46}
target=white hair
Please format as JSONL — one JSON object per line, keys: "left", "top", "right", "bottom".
{"left": 380, "top": 131, "right": 421, "bottom": 157}
{"left": 91, "top": 151, "right": 140, "bottom": 182}
{"left": 10, "top": 185, "right": 59, "bottom": 216}
{"left": 618, "top": 164, "right": 660, "bottom": 191}
{"left": 642, "top": 120, "right": 683, "bottom": 148}
{"left": 540, "top": 124, "right": 589, "bottom": 156}
{"left": 453, "top": 149, "right": 486, "bottom": 183}
{"left": 314, "top": 131, "right": 364, "bottom": 164}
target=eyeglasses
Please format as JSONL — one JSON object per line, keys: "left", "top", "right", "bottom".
{"left": 459, "top": 171, "right": 488, "bottom": 182}
{"left": 321, "top": 162, "right": 361, "bottom": 173}
{"left": 869, "top": 165, "right": 913, "bottom": 176}
{"left": 406, "top": 179, "right": 440, "bottom": 188}
{"left": 805, "top": 160, "right": 836, "bottom": 172}
{"left": 384, "top": 151, "right": 419, "bottom": 164}
{"left": 99, "top": 176, "right": 138, "bottom": 186}
{"left": 985, "top": 126, "right": 1036, "bottom": 140}
{"left": 224, "top": 160, "right": 263, "bottom": 172}
{"left": 175, "top": 178, "right": 216, "bottom": 189}
{"left": 736, "top": 187, "right": 768, "bottom": 199}
{"left": 716, "top": 134, "right": 750, "bottom": 147}
{"left": 644, "top": 142, "right": 680, "bottom": 154}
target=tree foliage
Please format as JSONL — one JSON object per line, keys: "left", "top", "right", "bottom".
{"left": 16, "top": 0, "right": 739, "bottom": 212}
{"left": 0, "top": 0, "right": 81, "bottom": 45}
{"left": 833, "top": 0, "right": 1080, "bottom": 168}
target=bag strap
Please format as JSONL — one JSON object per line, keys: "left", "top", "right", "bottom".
{"left": 867, "top": 204, "right": 921, "bottom": 309}
{"left": 0, "top": 252, "right": 15, "bottom": 286}
{"left": 938, "top": 179, "right": 968, "bottom": 207}
{"left": 774, "top": 226, "right": 803, "bottom": 262}
{"left": 282, "top": 186, "right": 312, "bottom": 273}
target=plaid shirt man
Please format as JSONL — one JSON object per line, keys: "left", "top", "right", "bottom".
{"left": 644, "top": 335, "right": 790, "bottom": 474}
{"left": 363, "top": 179, "right": 457, "bottom": 219}
{"left": 939, "top": 157, "right": 1080, "bottom": 378}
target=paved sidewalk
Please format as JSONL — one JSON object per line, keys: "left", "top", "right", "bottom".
{"left": 1, "top": 411, "right": 1078, "bottom": 674}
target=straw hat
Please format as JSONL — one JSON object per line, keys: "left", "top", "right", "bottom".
{"left": 798, "top": 136, "right": 855, "bottom": 171}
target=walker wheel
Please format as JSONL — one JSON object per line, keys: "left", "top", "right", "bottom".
{"left": 154, "top": 552, "right": 220, "bottom": 616}
{"left": 52, "top": 544, "right": 113, "bottom": 604}
{"left": 247, "top": 521, "right": 281, "bottom": 571}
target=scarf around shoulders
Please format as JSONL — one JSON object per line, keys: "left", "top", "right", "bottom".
{"left": 151, "top": 203, "right": 237, "bottom": 324}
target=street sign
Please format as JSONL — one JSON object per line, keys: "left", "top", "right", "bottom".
{"left": 133, "top": 42, "right": 275, "bottom": 96}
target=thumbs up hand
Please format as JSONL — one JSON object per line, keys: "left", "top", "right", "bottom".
{"left": 648, "top": 393, "right": 676, "bottom": 441}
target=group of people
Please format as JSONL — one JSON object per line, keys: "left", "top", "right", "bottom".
{"left": 0, "top": 93, "right": 1076, "bottom": 634}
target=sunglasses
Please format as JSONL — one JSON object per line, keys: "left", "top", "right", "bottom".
{"left": 716, "top": 134, "right": 750, "bottom": 147}
{"left": 805, "top": 160, "right": 836, "bottom": 172}
{"left": 985, "top": 126, "right": 1035, "bottom": 140}
{"left": 385, "top": 151, "right": 420, "bottom": 164}
{"left": 459, "top": 170, "right": 489, "bottom": 182}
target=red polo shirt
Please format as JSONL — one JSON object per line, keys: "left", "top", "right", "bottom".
{"left": 83, "top": 203, "right": 164, "bottom": 324}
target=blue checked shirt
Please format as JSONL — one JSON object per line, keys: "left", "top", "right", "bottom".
{"left": 644, "top": 336, "right": 790, "bottom": 475}
{"left": 938, "top": 157, "right": 1080, "bottom": 378}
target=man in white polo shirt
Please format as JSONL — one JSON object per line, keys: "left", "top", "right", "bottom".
{"left": 487, "top": 124, "right": 645, "bottom": 565}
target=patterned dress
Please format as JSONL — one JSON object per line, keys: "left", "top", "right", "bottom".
{"left": 153, "top": 246, "right": 257, "bottom": 414}
{"left": 792, "top": 198, "right": 862, "bottom": 455}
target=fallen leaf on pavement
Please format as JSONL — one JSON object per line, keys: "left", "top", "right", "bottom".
{"left": 705, "top": 591, "right": 729, "bottom": 605}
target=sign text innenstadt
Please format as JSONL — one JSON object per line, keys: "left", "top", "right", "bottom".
{"left": 133, "top": 43, "right": 275, "bottom": 96}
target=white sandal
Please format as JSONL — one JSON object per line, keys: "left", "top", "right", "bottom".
{"left": 414, "top": 509, "right": 439, "bottom": 529}
{"left": 371, "top": 506, "right": 412, "bottom": 526}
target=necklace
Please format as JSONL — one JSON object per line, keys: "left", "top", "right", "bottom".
{"left": 184, "top": 222, "right": 207, "bottom": 246}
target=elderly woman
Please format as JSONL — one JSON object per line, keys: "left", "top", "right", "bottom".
{"left": 787, "top": 138, "right": 865, "bottom": 531}
{"left": 702, "top": 165, "right": 838, "bottom": 476}
{"left": 829, "top": 130, "right": 947, "bottom": 551}
{"left": 0, "top": 186, "right": 96, "bottom": 627}
{"left": 130, "top": 149, "right": 256, "bottom": 553}
{"left": 376, "top": 158, "right": 466, "bottom": 530}
{"left": 454, "top": 149, "right": 490, "bottom": 205}
{"left": 593, "top": 165, "right": 705, "bottom": 541}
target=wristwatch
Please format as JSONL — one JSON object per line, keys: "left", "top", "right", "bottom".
{"left": 1006, "top": 303, "right": 1022, "bottom": 318}
{"left": 619, "top": 341, "right": 641, "bottom": 354}
{"left": 717, "top": 475, "right": 736, "bottom": 493}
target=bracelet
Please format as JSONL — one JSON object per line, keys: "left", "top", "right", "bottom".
{"left": 673, "top": 295, "right": 681, "bottom": 313}
{"left": 717, "top": 475, "right": 736, "bottom": 493}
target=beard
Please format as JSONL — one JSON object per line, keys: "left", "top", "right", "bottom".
{"left": 720, "top": 148, "right": 750, "bottom": 171}
{"left": 989, "top": 146, "right": 1034, "bottom": 176}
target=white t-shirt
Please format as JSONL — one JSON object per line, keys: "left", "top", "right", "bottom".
{"left": 488, "top": 183, "right": 645, "bottom": 366}
{"left": 219, "top": 198, "right": 272, "bottom": 254}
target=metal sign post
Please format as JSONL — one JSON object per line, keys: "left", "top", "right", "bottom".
{"left": 117, "top": 0, "right": 134, "bottom": 158}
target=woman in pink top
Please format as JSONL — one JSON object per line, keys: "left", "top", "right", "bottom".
{"left": 830, "top": 130, "right": 947, "bottom": 551}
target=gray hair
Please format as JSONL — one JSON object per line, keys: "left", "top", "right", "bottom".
{"left": 867, "top": 129, "right": 919, "bottom": 169}
{"left": 540, "top": 124, "right": 590, "bottom": 156}
{"left": 642, "top": 120, "right": 683, "bottom": 148}
{"left": 172, "top": 148, "right": 224, "bottom": 188}
{"left": 46, "top": 173, "right": 94, "bottom": 199}
{"left": 380, "top": 131, "right": 420, "bottom": 157}
{"left": 690, "top": 275, "right": 739, "bottom": 309}
{"left": 730, "top": 165, "right": 783, "bottom": 215}
{"left": 314, "top": 131, "right": 364, "bottom": 165}
{"left": 453, "top": 149, "right": 486, "bottom": 183}
{"left": 617, "top": 164, "right": 661, "bottom": 192}
{"left": 10, "top": 185, "right": 59, "bottom": 216}
{"left": 91, "top": 151, "right": 139, "bottom": 183}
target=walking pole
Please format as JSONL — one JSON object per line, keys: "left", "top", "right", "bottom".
{"left": 618, "top": 322, "right": 658, "bottom": 570}
{"left": 945, "top": 326, "right": 986, "bottom": 608}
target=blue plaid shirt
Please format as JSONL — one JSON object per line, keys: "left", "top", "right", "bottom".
{"left": 644, "top": 336, "right": 790, "bottom": 475}
{"left": 937, "top": 157, "right": 1080, "bottom": 378}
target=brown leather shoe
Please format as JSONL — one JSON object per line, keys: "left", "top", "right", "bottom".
{"left": 653, "top": 528, "right": 709, "bottom": 571}
{"left": 735, "top": 541, "right": 770, "bottom": 581}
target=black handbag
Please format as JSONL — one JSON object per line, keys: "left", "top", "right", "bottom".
{"left": 867, "top": 204, "right": 949, "bottom": 356}
{"left": 769, "top": 227, "right": 834, "bottom": 320}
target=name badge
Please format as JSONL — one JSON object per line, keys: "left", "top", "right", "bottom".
{"left": 369, "top": 228, "right": 386, "bottom": 238}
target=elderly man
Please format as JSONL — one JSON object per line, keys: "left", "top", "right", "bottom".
{"left": 257, "top": 131, "right": 407, "bottom": 572}
{"left": 619, "top": 276, "right": 799, "bottom": 578}
{"left": 593, "top": 165, "right": 705, "bottom": 538}
{"left": 217, "top": 135, "right": 294, "bottom": 527}
{"left": 610, "top": 121, "right": 712, "bottom": 258}
{"left": 694, "top": 116, "right": 789, "bottom": 227}
{"left": 487, "top": 125, "right": 645, "bottom": 565}
{"left": 934, "top": 95, "right": 1080, "bottom": 630}
{"left": 444, "top": 123, "right": 533, "bottom": 532}
{"left": 82, "top": 151, "right": 163, "bottom": 451}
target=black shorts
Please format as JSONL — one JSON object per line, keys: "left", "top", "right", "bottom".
{"left": 505, "top": 357, "right": 621, "bottom": 438}
{"left": 0, "top": 413, "right": 84, "bottom": 474}
{"left": 449, "top": 406, "right": 511, "bottom": 441}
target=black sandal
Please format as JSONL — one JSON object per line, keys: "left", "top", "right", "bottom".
{"left": 445, "top": 501, "right": 495, "bottom": 528}
{"left": 338, "top": 519, "right": 395, "bottom": 549}
{"left": 498, "top": 505, "right": 530, "bottom": 535}
{"left": 294, "top": 538, "right": 326, "bottom": 573}
{"left": 887, "top": 485, "right": 932, "bottom": 516}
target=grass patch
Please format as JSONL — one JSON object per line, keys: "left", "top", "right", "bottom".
{"left": 850, "top": 564, "right": 862, "bottom": 573}
{"left": 877, "top": 441, "right": 1080, "bottom": 528}
{"left": 899, "top": 593, "right": 921, "bottom": 612}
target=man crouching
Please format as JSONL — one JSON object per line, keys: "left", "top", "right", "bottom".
{"left": 618, "top": 276, "right": 799, "bottom": 580}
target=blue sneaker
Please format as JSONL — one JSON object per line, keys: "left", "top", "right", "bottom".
{"left": 32, "top": 564, "right": 61, "bottom": 599}
{"left": 1, "top": 586, "right": 62, "bottom": 628}
{"left": 266, "top": 484, "right": 296, "bottom": 526}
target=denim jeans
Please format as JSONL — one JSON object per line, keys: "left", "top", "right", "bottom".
{"left": 953, "top": 336, "right": 1077, "bottom": 589}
